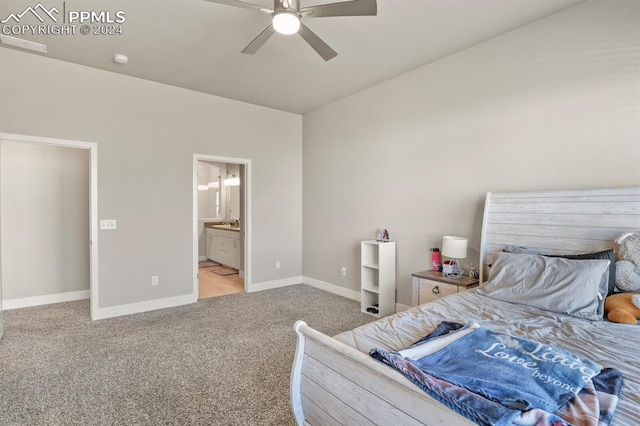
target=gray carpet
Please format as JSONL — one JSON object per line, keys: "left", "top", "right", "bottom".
{"left": 0, "top": 285, "right": 374, "bottom": 425}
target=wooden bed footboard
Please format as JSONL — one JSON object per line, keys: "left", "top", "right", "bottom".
{"left": 290, "top": 321, "right": 474, "bottom": 425}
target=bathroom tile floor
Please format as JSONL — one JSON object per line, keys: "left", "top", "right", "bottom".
{"left": 198, "top": 264, "right": 244, "bottom": 299}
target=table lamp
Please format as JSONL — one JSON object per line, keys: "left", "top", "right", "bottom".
{"left": 441, "top": 236, "right": 468, "bottom": 278}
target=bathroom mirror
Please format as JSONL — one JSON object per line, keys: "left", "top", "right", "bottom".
{"left": 197, "top": 161, "right": 221, "bottom": 219}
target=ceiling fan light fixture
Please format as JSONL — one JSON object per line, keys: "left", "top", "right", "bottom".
{"left": 203, "top": 0, "right": 378, "bottom": 60}
{"left": 272, "top": 11, "right": 300, "bottom": 35}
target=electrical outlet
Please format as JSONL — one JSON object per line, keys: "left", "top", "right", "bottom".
{"left": 151, "top": 276, "right": 159, "bottom": 286}
{"left": 340, "top": 266, "right": 347, "bottom": 276}
{"left": 275, "top": 261, "right": 281, "bottom": 270}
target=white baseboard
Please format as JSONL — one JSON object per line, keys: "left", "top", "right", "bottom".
{"left": 239, "top": 269, "right": 245, "bottom": 279}
{"left": 247, "top": 276, "right": 303, "bottom": 293}
{"left": 301, "top": 277, "right": 411, "bottom": 312}
{"left": 198, "top": 255, "right": 208, "bottom": 261}
{"left": 2, "top": 281, "right": 410, "bottom": 319}
{"left": 92, "top": 293, "right": 196, "bottom": 320}
{"left": 302, "top": 276, "right": 360, "bottom": 301}
{"left": 246, "top": 276, "right": 361, "bottom": 303}
{"left": 2, "top": 289, "right": 90, "bottom": 310}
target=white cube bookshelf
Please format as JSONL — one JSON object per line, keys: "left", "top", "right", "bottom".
{"left": 361, "top": 240, "right": 396, "bottom": 317}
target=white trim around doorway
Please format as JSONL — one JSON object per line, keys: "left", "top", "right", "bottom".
{"left": 193, "top": 154, "right": 251, "bottom": 298}
{"left": 0, "top": 132, "right": 99, "bottom": 319}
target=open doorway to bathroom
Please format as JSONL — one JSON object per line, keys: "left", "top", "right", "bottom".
{"left": 193, "top": 155, "right": 250, "bottom": 300}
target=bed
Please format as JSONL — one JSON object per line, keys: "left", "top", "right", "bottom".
{"left": 290, "top": 187, "right": 640, "bottom": 425}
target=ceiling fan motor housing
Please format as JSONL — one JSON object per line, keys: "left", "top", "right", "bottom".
{"left": 275, "top": 0, "right": 300, "bottom": 15}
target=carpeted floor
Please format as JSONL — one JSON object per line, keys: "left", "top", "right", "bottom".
{"left": 0, "top": 285, "right": 374, "bottom": 425}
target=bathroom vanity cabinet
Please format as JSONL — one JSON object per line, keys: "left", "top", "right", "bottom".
{"left": 205, "top": 227, "right": 240, "bottom": 269}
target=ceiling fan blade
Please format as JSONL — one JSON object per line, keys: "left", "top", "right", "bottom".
{"left": 301, "top": 0, "right": 377, "bottom": 18}
{"left": 298, "top": 23, "right": 337, "bottom": 61}
{"left": 242, "top": 25, "right": 276, "bottom": 54}
{"left": 202, "top": 0, "right": 272, "bottom": 13}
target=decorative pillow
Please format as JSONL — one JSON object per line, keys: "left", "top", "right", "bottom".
{"left": 480, "top": 253, "right": 610, "bottom": 320}
{"left": 502, "top": 246, "right": 617, "bottom": 296}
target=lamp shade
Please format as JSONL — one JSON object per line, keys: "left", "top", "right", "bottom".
{"left": 442, "top": 236, "right": 468, "bottom": 259}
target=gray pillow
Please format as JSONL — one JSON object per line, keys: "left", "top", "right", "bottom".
{"left": 480, "top": 253, "right": 610, "bottom": 320}
{"left": 502, "top": 246, "right": 617, "bottom": 296}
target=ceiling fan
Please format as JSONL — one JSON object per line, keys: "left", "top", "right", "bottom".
{"left": 203, "top": 0, "right": 377, "bottom": 61}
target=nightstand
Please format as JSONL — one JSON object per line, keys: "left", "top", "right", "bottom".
{"left": 411, "top": 270, "right": 479, "bottom": 306}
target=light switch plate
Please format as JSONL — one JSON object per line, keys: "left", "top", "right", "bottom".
{"left": 100, "top": 219, "right": 117, "bottom": 230}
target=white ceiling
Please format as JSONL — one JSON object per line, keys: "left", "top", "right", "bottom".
{"left": 0, "top": 0, "right": 585, "bottom": 114}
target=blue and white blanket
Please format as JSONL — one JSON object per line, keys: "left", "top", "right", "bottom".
{"left": 370, "top": 322, "right": 623, "bottom": 426}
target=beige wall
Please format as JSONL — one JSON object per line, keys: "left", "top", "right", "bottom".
{"left": 302, "top": 0, "right": 640, "bottom": 305}
{"left": 0, "top": 48, "right": 303, "bottom": 310}
{"left": 1, "top": 141, "right": 90, "bottom": 300}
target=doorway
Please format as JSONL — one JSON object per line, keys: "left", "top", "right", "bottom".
{"left": 0, "top": 133, "right": 98, "bottom": 320}
{"left": 193, "top": 155, "right": 250, "bottom": 300}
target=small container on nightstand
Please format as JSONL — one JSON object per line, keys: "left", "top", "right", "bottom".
{"left": 411, "top": 270, "right": 479, "bottom": 306}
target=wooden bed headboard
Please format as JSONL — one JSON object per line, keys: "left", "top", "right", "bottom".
{"left": 479, "top": 187, "right": 640, "bottom": 283}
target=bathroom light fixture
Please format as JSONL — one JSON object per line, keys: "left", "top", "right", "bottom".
{"left": 272, "top": 10, "right": 300, "bottom": 35}
{"left": 224, "top": 174, "right": 240, "bottom": 187}
{"left": 442, "top": 236, "right": 467, "bottom": 278}
{"left": 207, "top": 181, "right": 220, "bottom": 189}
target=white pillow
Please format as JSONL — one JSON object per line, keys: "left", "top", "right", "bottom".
{"left": 480, "top": 253, "right": 610, "bottom": 320}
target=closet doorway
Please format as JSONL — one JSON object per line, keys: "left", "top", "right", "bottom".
{"left": 192, "top": 154, "right": 250, "bottom": 300}
{"left": 0, "top": 133, "right": 98, "bottom": 320}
